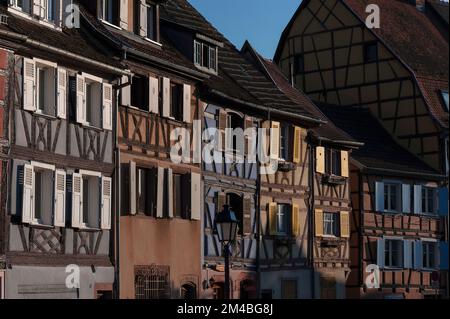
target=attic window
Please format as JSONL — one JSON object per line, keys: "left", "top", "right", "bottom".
{"left": 102, "top": 0, "right": 120, "bottom": 26}
{"left": 364, "top": 42, "right": 378, "bottom": 63}
{"left": 194, "top": 40, "right": 218, "bottom": 73}
{"left": 441, "top": 90, "right": 449, "bottom": 112}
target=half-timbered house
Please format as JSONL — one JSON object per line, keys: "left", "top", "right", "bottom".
{"left": 0, "top": 1, "right": 126, "bottom": 298}
{"left": 77, "top": 0, "right": 207, "bottom": 299}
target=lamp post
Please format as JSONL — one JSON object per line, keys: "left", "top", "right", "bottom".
{"left": 215, "top": 204, "right": 239, "bottom": 299}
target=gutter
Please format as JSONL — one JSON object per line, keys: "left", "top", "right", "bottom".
{"left": 315, "top": 135, "right": 364, "bottom": 148}
{"left": 362, "top": 166, "right": 446, "bottom": 181}
{"left": 0, "top": 29, "right": 131, "bottom": 76}
{"left": 209, "top": 89, "right": 326, "bottom": 125}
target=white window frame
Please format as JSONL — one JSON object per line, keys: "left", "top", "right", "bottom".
{"left": 100, "top": 0, "right": 122, "bottom": 30}
{"left": 421, "top": 186, "right": 437, "bottom": 215}
{"left": 78, "top": 170, "right": 102, "bottom": 230}
{"left": 323, "top": 212, "right": 339, "bottom": 238}
{"left": 8, "top": 0, "right": 32, "bottom": 19}
{"left": 82, "top": 73, "right": 103, "bottom": 129}
{"left": 35, "top": 59, "right": 57, "bottom": 117}
{"left": 422, "top": 239, "right": 439, "bottom": 270}
{"left": 143, "top": 2, "right": 161, "bottom": 46}
{"left": 193, "top": 40, "right": 218, "bottom": 74}
{"left": 384, "top": 237, "right": 404, "bottom": 269}
{"left": 383, "top": 181, "right": 402, "bottom": 213}
{"left": 30, "top": 161, "right": 56, "bottom": 227}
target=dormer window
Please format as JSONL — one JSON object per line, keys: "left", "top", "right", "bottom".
{"left": 10, "top": 0, "right": 28, "bottom": 11}
{"left": 102, "top": 0, "right": 120, "bottom": 26}
{"left": 194, "top": 40, "right": 218, "bottom": 73}
{"left": 441, "top": 90, "right": 449, "bottom": 112}
{"left": 134, "top": 0, "right": 159, "bottom": 43}
{"left": 8, "top": 0, "right": 61, "bottom": 28}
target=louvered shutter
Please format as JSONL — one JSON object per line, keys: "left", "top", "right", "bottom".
{"left": 341, "top": 151, "right": 349, "bottom": 177}
{"left": 119, "top": 0, "right": 128, "bottom": 29}
{"left": 414, "top": 185, "right": 422, "bottom": 214}
{"left": 377, "top": 238, "right": 385, "bottom": 268}
{"left": 22, "top": 164, "right": 34, "bottom": 224}
{"left": 129, "top": 161, "right": 137, "bottom": 215}
{"left": 402, "top": 184, "right": 411, "bottom": 213}
{"left": 190, "top": 172, "right": 201, "bottom": 221}
{"left": 375, "top": 182, "right": 385, "bottom": 212}
{"left": 293, "top": 126, "right": 302, "bottom": 164}
{"left": 270, "top": 121, "right": 280, "bottom": 160}
{"left": 149, "top": 76, "right": 159, "bottom": 114}
{"left": 243, "top": 196, "right": 252, "bottom": 235}
{"left": 183, "top": 84, "right": 191, "bottom": 123}
{"left": 162, "top": 77, "right": 170, "bottom": 118}
{"left": 71, "top": 173, "right": 82, "bottom": 228}
{"left": 54, "top": 169, "right": 66, "bottom": 227}
{"left": 340, "top": 211, "right": 350, "bottom": 238}
{"left": 102, "top": 83, "right": 113, "bottom": 130}
{"left": 101, "top": 176, "right": 112, "bottom": 230}
{"left": 414, "top": 241, "right": 423, "bottom": 270}
{"left": 121, "top": 75, "right": 131, "bottom": 107}
{"left": 23, "top": 58, "right": 36, "bottom": 111}
{"left": 57, "top": 67, "right": 67, "bottom": 119}
{"left": 167, "top": 168, "right": 173, "bottom": 218}
{"left": 292, "top": 203, "right": 300, "bottom": 237}
{"left": 76, "top": 74, "right": 85, "bottom": 124}
{"left": 156, "top": 167, "right": 164, "bottom": 218}
{"left": 316, "top": 147, "right": 325, "bottom": 174}
{"left": 139, "top": 0, "right": 147, "bottom": 37}
{"left": 315, "top": 209, "right": 324, "bottom": 236}
{"left": 268, "top": 202, "right": 277, "bottom": 236}
{"left": 404, "top": 240, "right": 413, "bottom": 269}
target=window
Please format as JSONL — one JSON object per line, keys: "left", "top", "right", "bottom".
{"left": 81, "top": 175, "right": 101, "bottom": 229}
{"left": 42, "top": 0, "right": 57, "bottom": 22}
{"left": 146, "top": 4, "right": 157, "bottom": 41}
{"left": 137, "top": 168, "right": 156, "bottom": 216}
{"left": 227, "top": 193, "right": 243, "bottom": 236}
{"left": 326, "top": 149, "right": 341, "bottom": 175}
{"left": 181, "top": 283, "right": 197, "bottom": 299}
{"left": 279, "top": 124, "right": 290, "bottom": 161}
{"left": 173, "top": 173, "right": 190, "bottom": 219}
{"left": 421, "top": 187, "right": 436, "bottom": 214}
{"left": 131, "top": 76, "right": 149, "bottom": 111}
{"left": 441, "top": 91, "right": 449, "bottom": 112}
{"left": 281, "top": 279, "right": 297, "bottom": 299}
{"left": 36, "top": 65, "right": 56, "bottom": 116}
{"left": 103, "top": 0, "right": 120, "bottom": 26}
{"left": 170, "top": 82, "right": 183, "bottom": 121}
{"left": 83, "top": 76, "right": 103, "bottom": 128}
{"left": 385, "top": 239, "right": 403, "bottom": 268}
{"left": 10, "top": 0, "right": 30, "bottom": 12}
{"left": 33, "top": 168, "right": 54, "bottom": 226}
{"left": 323, "top": 212, "right": 340, "bottom": 237}
{"left": 384, "top": 183, "right": 401, "bottom": 212}
{"left": 364, "top": 42, "right": 378, "bottom": 63}
{"left": 276, "top": 204, "right": 289, "bottom": 235}
{"left": 293, "top": 54, "right": 304, "bottom": 75}
{"left": 135, "top": 265, "right": 170, "bottom": 299}
{"left": 194, "top": 40, "right": 218, "bottom": 73}
{"left": 227, "top": 113, "right": 244, "bottom": 154}
{"left": 423, "top": 241, "right": 438, "bottom": 269}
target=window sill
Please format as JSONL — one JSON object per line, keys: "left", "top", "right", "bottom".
{"left": 38, "top": 19, "right": 62, "bottom": 31}
{"left": 34, "top": 111, "right": 57, "bottom": 120}
{"left": 100, "top": 19, "right": 122, "bottom": 30}
{"left": 278, "top": 161, "right": 296, "bottom": 172}
{"left": 194, "top": 63, "right": 218, "bottom": 75}
{"left": 144, "top": 37, "right": 162, "bottom": 47}
{"left": 76, "top": 226, "right": 101, "bottom": 232}
{"left": 7, "top": 7, "right": 32, "bottom": 20}
{"left": 29, "top": 222, "right": 54, "bottom": 230}
{"left": 83, "top": 123, "right": 103, "bottom": 132}
{"left": 321, "top": 174, "right": 346, "bottom": 185}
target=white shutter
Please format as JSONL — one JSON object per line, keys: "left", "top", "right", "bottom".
{"left": 156, "top": 167, "right": 164, "bottom": 218}
{"left": 119, "top": 0, "right": 128, "bottom": 29}
{"left": 71, "top": 173, "right": 82, "bottom": 228}
{"left": 149, "top": 76, "right": 159, "bottom": 114}
{"left": 102, "top": 83, "right": 113, "bottom": 130}
{"left": 33, "top": 0, "right": 41, "bottom": 16}
{"left": 167, "top": 168, "right": 173, "bottom": 218}
{"left": 121, "top": 75, "right": 131, "bottom": 107}
{"left": 139, "top": 0, "right": 147, "bottom": 37}
{"left": 377, "top": 238, "right": 385, "bottom": 268}
{"left": 402, "top": 184, "right": 411, "bottom": 213}
{"left": 414, "top": 185, "right": 422, "bottom": 214}
{"left": 129, "top": 161, "right": 136, "bottom": 215}
{"left": 57, "top": 67, "right": 67, "bottom": 119}
{"left": 414, "top": 241, "right": 423, "bottom": 270}
{"left": 54, "top": 169, "right": 66, "bottom": 227}
{"left": 191, "top": 172, "right": 201, "bottom": 221}
{"left": 375, "top": 182, "right": 384, "bottom": 212}
{"left": 101, "top": 176, "right": 112, "bottom": 230}
{"left": 22, "top": 164, "right": 35, "bottom": 224}
{"left": 404, "top": 240, "right": 413, "bottom": 269}
{"left": 23, "top": 58, "right": 36, "bottom": 111}
{"left": 183, "top": 84, "right": 192, "bottom": 123}
{"left": 162, "top": 77, "right": 170, "bottom": 118}
{"left": 76, "top": 74, "right": 86, "bottom": 124}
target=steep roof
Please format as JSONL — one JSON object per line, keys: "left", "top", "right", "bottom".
{"left": 427, "top": 0, "right": 449, "bottom": 26}
{"left": 316, "top": 103, "right": 440, "bottom": 176}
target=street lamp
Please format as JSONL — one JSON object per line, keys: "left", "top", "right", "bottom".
{"left": 215, "top": 204, "right": 239, "bottom": 299}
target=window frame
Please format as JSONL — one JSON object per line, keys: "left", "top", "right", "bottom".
{"left": 193, "top": 39, "right": 218, "bottom": 74}
{"left": 30, "top": 161, "right": 56, "bottom": 227}
{"left": 34, "top": 59, "right": 57, "bottom": 117}
{"left": 421, "top": 186, "right": 437, "bottom": 215}
{"left": 325, "top": 148, "right": 341, "bottom": 176}
{"left": 384, "top": 238, "right": 404, "bottom": 269}
{"left": 78, "top": 170, "right": 102, "bottom": 230}
{"left": 383, "top": 182, "right": 402, "bottom": 213}
{"left": 101, "top": 0, "right": 121, "bottom": 29}
{"left": 276, "top": 203, "right": 289, "bottom": 236}
{"left": 422, "top": 240, "right": 438, "bottom": 270}
{"left": 169, "top": 82, "right": 183, "bottom": 121}
{"left": 323, "top": 212, "right": 340, "bottom": 237}
{"left": 82, "top": 73, "right": 103, "bottom": 129}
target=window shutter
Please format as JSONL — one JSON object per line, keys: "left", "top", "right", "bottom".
{"left": 54, "top": 169, "right": 66, "bottom": 227}
{"left": 414, "top": 185, "right": 422, "bottom": 214}
{"left": 71, "top": 173, "right": 82, "bottom": 228}
{"left": 414, "top": 241, "right": 423, "bottom": 270}
{"left": 316, "top": 146, "right": 325, "bottom": 174}
{"left": 101, "top": 176, "right": 112, "bottom": 230}
{"left": 76, "top": 74, "right": 86, "bottom": 124}
{"left": 377, "top": 238, "right": 385, "bottom": 268}
{"left": 244, "top": 116, "right": 253, "bottom": 155}
{"left": 216, "top": 192, "right": 226, "bottom": 215}
{"left": 156, "top": 167, "right": 165, "bottom": 218}
{"left": 300, "top": 128, "right": 307, "bottom": 162}
{"left": 375, "top": 182, "right": 385, "bottom": 212}
{"left": 119, "top": 0, "right": 128, "bottom": 29}
{"left": 139, "top": 0, "right": 147, "bottom": 37}
{"left": 129, "top": 161, "right": 137, "bottom": 215}
{"left": 243, "top": 196, "right": 252, "bottom": 235}
{"left": 183, "top": 84, "right": 192, "bottom": 123}
{"left": 270, "top": 121, "right": 280, "bottom": 160}
{"left": 162, "top": 77, "right": 170, "bottom": 118}
{"left": 292, "top": 203, "right": 300, "bottom": 237}
{"left": 341, "top": 151, "right": 349, "bottom": 177}
{"left": 102, "top": 83, "right": 113, "bottom": 130}
{"left": 22, "top": 164, "right": 34, "bottom": 224}
{"left": 402, "top": 184, "right": 411, "bottom": 213}
{"left": 190, "top": 172, "right": 201, "bottom": 221}
{"left": 149, "top": 76, "right": 159, "bottom": 114}
{"left": 268, "top": 202, "right": 277, "bottom": 236}
{"left": 218, "top": 109, "right": 227, "bottom": 152}
{"left": 404, "top": 240, "right": 413, "bottom": 269}
{"left": 56, "top": 68, "right": 67, "bottom": 119}
{"left": 23, "top": 58, "right": 36, "bottom": 111}
{"left": 340, "top": 211, "right": 350, "bottom": 238}
{"left": 438, "top": 187, "right": 449, "bottom": 216}
{"left": 33, "top": 0, "right": 41, "bottom": 16}
{"left": 121, "top": 75, "right": 131, "bottom": 107}
{"left": 315, "top": 209, "right": 324, "bottom": 236}
{"left": 293, "top": 126, "right": 302, "bottom": 164}
{"left": 167, "top": 168, "right": 173, "bottom": 218}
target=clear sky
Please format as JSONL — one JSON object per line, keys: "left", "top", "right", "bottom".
{"left": 188, "top": 0, "right": 301, "bottom": 59}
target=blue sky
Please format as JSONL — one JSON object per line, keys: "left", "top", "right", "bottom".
{"left": 188, "top": 0, "right": 301, "bottom": 59}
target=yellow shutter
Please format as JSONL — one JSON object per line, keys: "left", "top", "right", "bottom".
{"left": 341, "top": 150, "right": 349, "bottom": 177}
{"left": 315, "top": 209, "right": 324, "bottom": 237}
{"left": 292, "top": 204, "right": 300, "bottom": 237}
{"left": 316, "top": 146, "right": 325, "bottom": 174}
{"left": 340, "top": 211, "right": 350, "bottom": 238}
{"left": 293, "top": 126, "right": 302, "bottom": 164}
{"left": 301, "top": 128, "right": 307, "bottom": 161}
{"left": 268, "top": 202, "right": 277, "bottom": 235}
{"left": 270, "top": 121, "right": 280, "bottom": 160}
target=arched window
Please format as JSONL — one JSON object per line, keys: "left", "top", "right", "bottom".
{"left": 181, "top": 282, "right": 197, "bottom": 299}
{"left": 227, "top": 193, "right": 243, "bottom": 236}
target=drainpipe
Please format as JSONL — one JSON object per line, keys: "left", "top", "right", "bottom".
{"left": 309, "top": 139, "right": 316, "bottom": 299}
{"left": 358, "top": 171, "right": 364, "bottom": 294}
